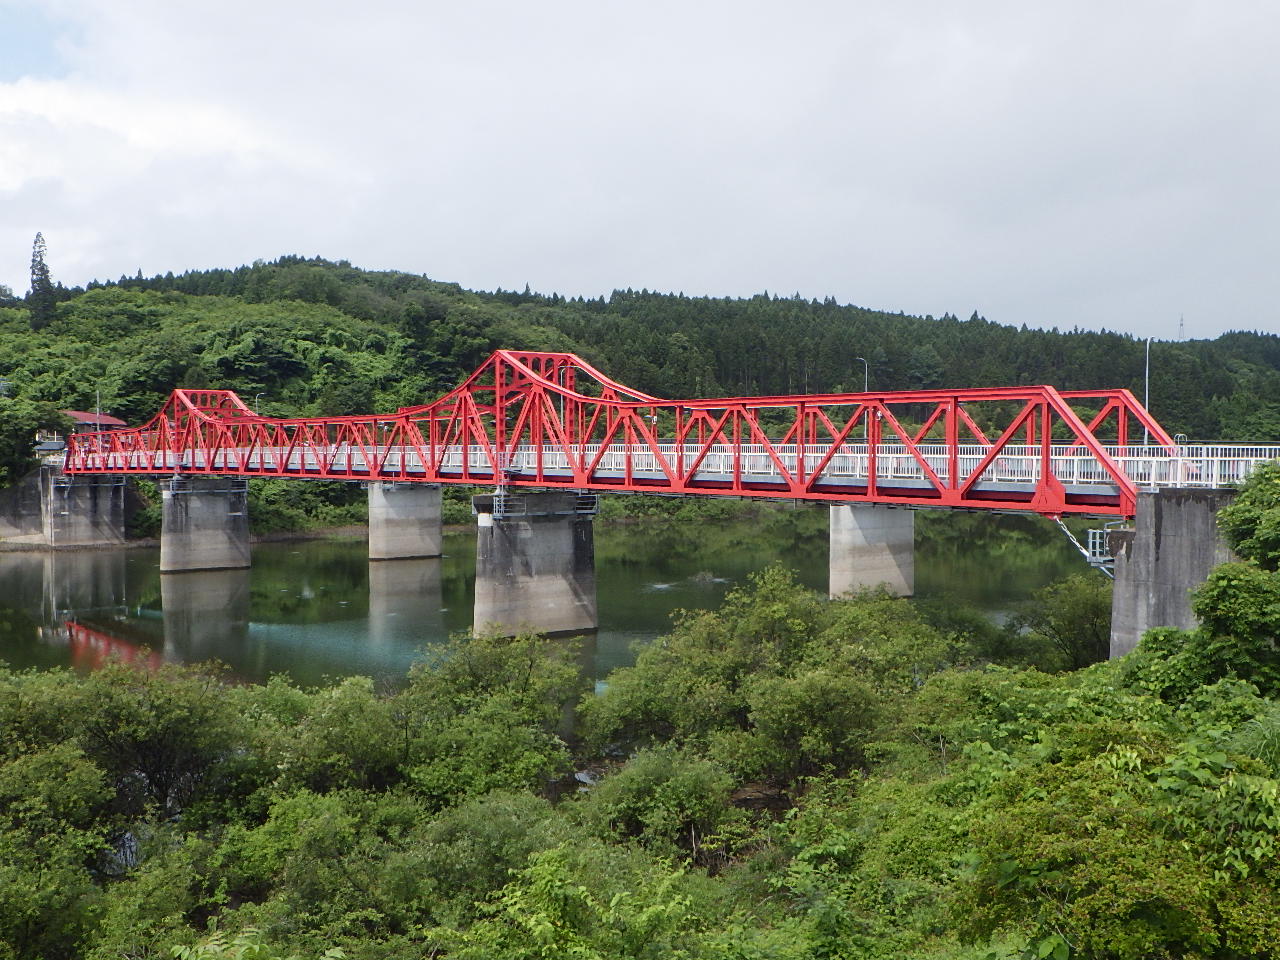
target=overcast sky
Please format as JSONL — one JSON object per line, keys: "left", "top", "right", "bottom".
{"left": 1, "top": 1, "right": 1276, "bottom": 339}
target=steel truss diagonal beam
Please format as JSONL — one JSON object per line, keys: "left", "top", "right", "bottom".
{"left": 63, "top": 350, "right": 1277, "bottom": 519}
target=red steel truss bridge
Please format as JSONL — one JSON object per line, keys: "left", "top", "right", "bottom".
{"left": 63, "top": 349, "right": 1280, "bottom": 518}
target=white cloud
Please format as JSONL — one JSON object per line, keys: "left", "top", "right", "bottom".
{"left": 1, "top": 0, "right": 1277, "bottom": 338}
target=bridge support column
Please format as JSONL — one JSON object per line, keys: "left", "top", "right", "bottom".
{"left": 472, "top": 491, "right": 597, "bottom": 637}
{"left": 37, "top": 466, "right": 127, "bottom": 547}
{"left": 160, "top": 477, "right": 250, "bottom": 573}
{"left": 829, "top": 503, "right": 914, "bottom": 597}
{"left": 1109, "top": 488, "right": 1236, "bottom": 658}
{"left": 367, "top": 482, "right": 442, "bottom": 560}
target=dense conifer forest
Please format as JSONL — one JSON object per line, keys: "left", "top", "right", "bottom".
{"left": 2, "top": 256, "right": 1280, "bottom": 957}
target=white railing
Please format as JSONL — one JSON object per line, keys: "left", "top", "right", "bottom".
{"left": 75, "top": 442, "right": 1280, "bottom": 492}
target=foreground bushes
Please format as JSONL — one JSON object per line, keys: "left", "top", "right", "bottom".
{"left": 2, "top": 493, "right": 1279, "bottom": 960}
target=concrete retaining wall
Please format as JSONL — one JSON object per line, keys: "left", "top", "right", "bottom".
{"left": 0, "top": 467, "right": 47, "bottom": 544}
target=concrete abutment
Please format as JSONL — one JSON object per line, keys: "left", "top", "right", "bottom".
{"left": 0, "top": 465, "right": 126, "bottom": 548}
{"left": 40, "top": 467, "right": 127, "bottom": 547}
{"left": 1108, "top": 488, "right": 1237, "bottom": 658}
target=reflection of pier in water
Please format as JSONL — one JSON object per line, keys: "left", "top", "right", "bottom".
{"left": 0, "top": 550, "right": 132, "bottom": 623}
{"left": 156, "top": 561, "right": 447, "bottom": 674}
{"left": 156, "top": 562, "right": 447, "bottom": 670}
{"left": 161, "top": 568, "right": 251, "bottom": 663}
{"left": 0, "top": 550, "right": 154, "bottom": 669}
{"left": 368, "top": 559, "right": 443, "bottom": 647}
{"left": 0, "top": 552, "right": 146, "bottom": 665}
{"left": 0, "top": 547, "right": 460, "bottom": 683}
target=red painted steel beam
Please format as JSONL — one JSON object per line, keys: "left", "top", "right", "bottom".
{"left": 63, "top": 350, "right": 1181, "bottom": 518}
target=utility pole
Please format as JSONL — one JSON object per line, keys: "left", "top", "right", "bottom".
{"left": 855, "top": 357, "right": 869, "bottom": 441}
{"left": 1143, "top": 337, "right": 1153, "bottom": 446}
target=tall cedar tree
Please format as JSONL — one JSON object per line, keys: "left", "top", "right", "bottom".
{"left": 28, "top": 231, "right": 56, "bottom": 331}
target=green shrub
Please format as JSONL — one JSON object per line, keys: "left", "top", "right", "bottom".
{"left": 576, "top": 746, "right": 739, "bottom": 857}
{"left": 404, "top": 701, "right": 571, "bottom": 806}
{"left": 737, "top": 667, "right": 878, "bottom": 780}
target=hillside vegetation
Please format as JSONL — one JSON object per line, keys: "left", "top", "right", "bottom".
{"left": 2, "top": 255, "right": 1278, "bottom": 435}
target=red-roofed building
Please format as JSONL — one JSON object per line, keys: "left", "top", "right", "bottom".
{"left": 35, "top": 410, "right": 129, "bottom": 454}
{"left": 59, "top": 410, "right": 128, "bottom": 431}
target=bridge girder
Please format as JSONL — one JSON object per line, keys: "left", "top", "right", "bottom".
{"left": 64, "top": 349, "right": 1218, "bottom": 519}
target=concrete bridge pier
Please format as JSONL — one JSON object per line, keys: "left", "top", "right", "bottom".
{"left": 472, "top": 491, "right": 597, "bottom": 637}
{"left": 1109, "top": 488, "right": 1237, "bottom": 658}
{"left": 160, "top": 477, "right": 251, "bottom": 573}
{"left": 367, "top": 482, "right": 442, "bottom": 560}
{"left": 829, "top": 503, "right": 915, "bottom": 597}
{"left": 38, "top": 466, "right": 127, "bottom": 547}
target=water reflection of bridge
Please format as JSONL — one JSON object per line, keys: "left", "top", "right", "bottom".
{"left": 0, "top": 550, "right": 446, "bottom": 682}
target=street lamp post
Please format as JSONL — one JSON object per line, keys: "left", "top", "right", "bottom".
{"left": 854, "top": 357, "right": 869, "bottom": 441}
{"left": 253, "top": 393, "right": 265, "bottom": 414}
{"left": 854, "top": 357, "right": 869, "bottom": 393}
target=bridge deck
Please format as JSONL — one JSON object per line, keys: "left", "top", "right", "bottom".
{"left": 56, "top": 349, "right": 1280, "bottom": 520}
{"left": 67, "top": 441, "right": 1280, "bottom": 517}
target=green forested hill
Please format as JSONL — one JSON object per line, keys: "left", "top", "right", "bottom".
{"left": 2, "top": 255, "right": 1278, "bottom": 443}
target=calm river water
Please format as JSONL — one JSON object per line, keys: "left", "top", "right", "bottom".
{"left": 0, "top": 508, "right": 1084, "bottom": 687}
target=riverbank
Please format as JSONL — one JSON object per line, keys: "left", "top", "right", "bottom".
{"left": 0, "top": 520, "right": 488, "bottom": 553}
